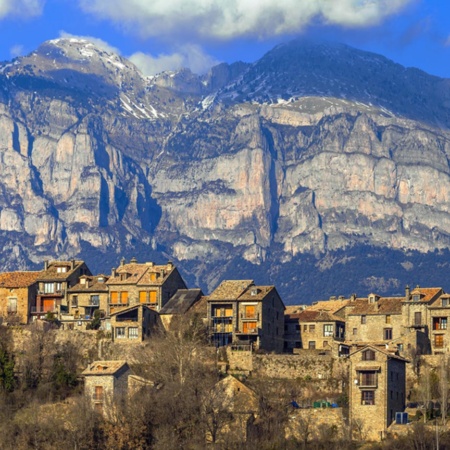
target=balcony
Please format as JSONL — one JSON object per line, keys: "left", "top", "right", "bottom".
{"left": 38, "top": 289, "right": 65, "bottom": 297}
{"left": 235, "top": 327, "right": 261, "bottom": 335}
{"left": 30, "top": 306, "right": 57, "bottom": 314}
{"left": 240, "top": 313, "right": 260, "bottom": 321}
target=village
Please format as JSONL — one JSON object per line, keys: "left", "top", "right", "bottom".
{"left": 1, "top": 257, "right": 450, "bottom": 447}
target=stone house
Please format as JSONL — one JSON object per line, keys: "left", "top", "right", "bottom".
{"left": 207, "top": 280, "right": 285, "bottom": 352}
{"left": 106, "top": 258, "right": 186, "bottom": 315}
{"left": 427, "top": 292, "right": 450, "bottom": 354}
{"left": 83, "top": 360, "right": 130, "bottom": 415}
{"left": 110, "top": 304, "right": 160, "bottom": 342}
{"left": 61, "top": 274, "right": 109, "bottom": 330}
{"left": 296, "top": 309, "right": 347, "bottom": 355}
{"left": 348, "top": 345, "right": 407, "bottom": 441}
{"left": 0, "top": 271, "right": 41, "bottom": 324}
{"left": 206, "top": 375, "right": 258, "bottom": 444}
{"left": 31, "top": 260, "right": 91, "bottom": 320}
{"left": 345, "top": 294, "right": 404, "bottom": 347}
{"left": 159, "top": 288, "right": 203, "bottom": 331}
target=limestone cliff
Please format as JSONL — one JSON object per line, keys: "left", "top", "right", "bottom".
{"left": 1, "top": 37, "right": 450, "bottom": 302}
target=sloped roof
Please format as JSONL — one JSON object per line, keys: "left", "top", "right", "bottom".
{"left": 106, "top": 262, "right": 176, "bottom": 286}
{"left": 407, "top": 287, "right": 443, "bottom": 303}
{"left": 36, "top": 261, "right": 86, "bottom": 281}
{"left": 188, "top": 296, "right": 209, "bottom": 317}
{"left": 0, "top": 271, "right": 41, "bottom": 288}
{"left": 83, "top": 360, "right": 129, "bottom": 376}
{"left": 110, "top": 303, "right": 151, "bottom": 317}
{"left": 349, "top": 344, "right": 409, "bottom": 362}
{"left": 159, "top": 288, "right": 203, "bottom": 315}
{"left": 347, "top": 297, "right": 403, "bottom": 315}
{"left": 213, "top": 375, "right": 258, "bottom": 413}
{"left": 307, "top": 299, "right": 350, "bottom": 315}
{"left": 296, "top": 309, "right": 344, "bottom": 322}
{"left": 209, "top": 280, "right": 254, "bottom": 301}
{"left": 68, "top": 275, "right": 109, "bottom": 292}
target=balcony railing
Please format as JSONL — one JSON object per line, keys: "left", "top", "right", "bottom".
{"left": 31, "top": 306, "right": 57, "bottom": 314}
{"left": 38, "top": 289, "right": 65, "bottom": 297}
{"left": 235, "top": 327, "right": 261, "bottom": 335}
{"left": 240, "top": 313, "right": 259, "bottom": 320}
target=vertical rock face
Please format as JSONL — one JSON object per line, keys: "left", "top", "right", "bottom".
{"left": 1, "top": 37, "right": 450, "bottom": 300}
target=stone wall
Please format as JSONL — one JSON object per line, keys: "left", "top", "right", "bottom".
{"left": 286, "top": 407, "right": 346, "bottom": 441}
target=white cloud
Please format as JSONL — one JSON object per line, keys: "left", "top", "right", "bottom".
{"left": 0, "top": 0, "right": 44, "bottom": 19}
{"left": 10, "top": 44, "right": 24, "bottom": 57}
{"left": 58, "top": 32, "right": 121, "bottom": 55}
{"left": 129, "top": 45, "right": 219, "bottom": 76}
{"left": 78, "top": 0, "right": 414, "bottom": 40}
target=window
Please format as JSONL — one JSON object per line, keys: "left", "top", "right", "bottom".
{"left": 433, "top": 317, "right": 447, "bottom": 330}
{"left": 360, "top": 371, "right": 377, "bottom": 387}
{"left": 116, "top": 327, "right": 126, "bottom": 339}
{"left": 362, "top": 349, "right": 376, "bottom": 361}
{"left": 121, "top": 291, "right": 128, "bottom": 304}
{"left": 435, "top": 335, "right": 444, "bottom": 348}
{"left": 398, "top": 344, "right": 404, "bottom": 352}
{"left": 55, "top": 283, "right": 62, "bottom": 292}
{"left": 110, "top": 291, "right": 118, "bottom": 304}
{"left": 243, "top": 322, "right": 257, "bottom": 333}
{"left": 56, "top": 266, "right": 67, "bottom": 273}
{"left": 128, "top": 327, "right": 139, "bottom": 339}
{"left": 90, "top": 295, "right": 99, "bottom": 306}
{"left": 71, "top": 296, "right": 78, "bottom": 308}
{"left": 44, "top": 283, "right": 54, "bottom": 293}
{"left": 384, "top": 328, "right": 392, "bottom": 340}
{"left": 323, "top": 324, "right": 333, "bottom": 337}
{"left": 413, "top": 294, "right": 420, "bottom": 302}
{"left": 443, "top": 299, "right": 449, "bottom": 307}
{"left": 414, "top": 312, "right": 422, "bottom": 326}
{"left": 361, "top": 391, "right": 375, "bottom": 405}
{"left": 94, "top": 385, "right": 103, "bottom": 401}
{"left": 303, "top": 325, "right": 307, "bottom": 332}
{"left": 361, "top": 315, "right": 366, "bottom": 324}
{"left": 309, "top": 324, "right": 315, "bottom": 332}
{"left": 353, "top": 328, "right": 357, "bottom": 335}
{"left": 386, "top": 315, "right": 391, "bottom": 324}
{"left": 7, "top": 298, "right": 17, "bottom": 313}
{"left": 308, "top": 341, "right": 316, "bottom": 349}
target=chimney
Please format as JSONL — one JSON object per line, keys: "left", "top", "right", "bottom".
{"left": 405, "top": 285, "right": 410, "bottom": 301}
{"left": 71, "top": 259, "right": 76, "bottom": 270}
{"left": 350, "top": 293, "right": 356, "bottom": 302}
{"left": 167, "top": 261, "right": 173, "bottom": 270}
{"left": 120, "top": 257, "right": 125, "bottom": 266}
{"left": 112, "top": 268, "right": 116, "bottom": 277}
{"left": 44, "top": 260, "right": 49, "bottom": 271}
{"left": 130, "top": 257, "right": 137, "bottom": 264}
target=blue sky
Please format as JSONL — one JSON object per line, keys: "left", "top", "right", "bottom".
{"left": 0, "top": 0, "right": 449, "bottom": 77}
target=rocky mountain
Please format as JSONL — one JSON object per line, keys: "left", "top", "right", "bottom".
{"left": 1, "top": 37, "right": 450, "bottom": 303}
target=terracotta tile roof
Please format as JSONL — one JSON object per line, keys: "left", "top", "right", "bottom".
{"left": 308, "top": 299, "right": 351, "bottom": 315}
{"left": 82, "top": 360, "right": 129, "bottom": 376}
{"left": 0, "top": 271, "right": 41, "bottom": 288}
{"left": 285, "top": 305, "right": 306, "bottom": 315}
{"left": 68, "top": 275, "right": 109, "bottom": 292}
{"left": 407, "top": 287, "right": 443, "bottom": 303}
{"left": 297, "top": 309, "right": 344, "bottom": 322}
{"left": 106, "top": 262, "right": 175, "bottom": 286}
{"left": 36, "top": 261, "right": 86, "bottom": 281}
{"left": 208, "top": 280, "right": 254, "bottom": 301}
{"left": 347, "top": 297, "right": 403, "bottom": 315}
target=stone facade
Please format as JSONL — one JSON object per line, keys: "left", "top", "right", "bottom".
{"left": 83, "top": 360, "right": 130, "bottom": 415}
{"left": 208, "top": 280, "right": 285, "bottom": 352}
{"left": 110, "top": 304, "right": 160, "bottom": 342}
{"left": 33, "top": 260, "right": 91, "bottom": 320}
{"left": 349, "top": 346, "right": 407, "bottom": 441}
{"left": 0, "top": 271, "right": 40, "bottom": 324}
{"left": 106, "top": 259, "right": 186, "bottom": 314}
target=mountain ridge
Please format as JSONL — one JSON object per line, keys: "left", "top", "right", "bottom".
{"left": 1, "top": 38, "right": 450, "bottom": 303}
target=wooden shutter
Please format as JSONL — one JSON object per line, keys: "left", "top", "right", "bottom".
{"left": 245, "top": 305, "right": 256, "bottom": 318}
{"left": 43, "top": 299, "right": 54, "bottom": 312}
{"left": 139, "top": 291, "right": 147, "bottom": 303}
{"left": 121, "top": 291, "right": 128, "bottom": 304}
{"left": 149, "top": 291, "right": 157, "bottom": 303}
{"left": 111, "top": 292, "right": 118, "bottom": 304}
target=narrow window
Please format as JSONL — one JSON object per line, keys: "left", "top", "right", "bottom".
{"left": 361, "top": 391, "right": 375, "bottom": 405}
{"left": 384, "top": 328, "right": 393, "bottom": 340}
{"left": 308, "top": 341, "right": 316, "bottom": 350}
{"left": 361, "top": 315, "right": 366, "bottom": 324}
{"left": 386, "top": 315, "right": 391, "bottom": 324}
